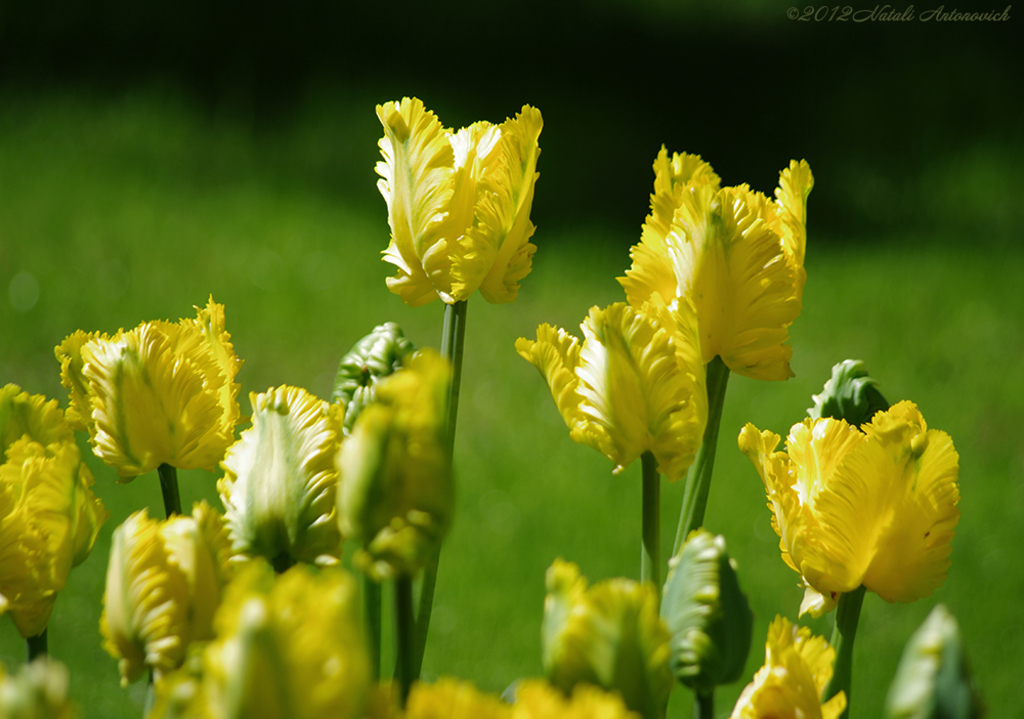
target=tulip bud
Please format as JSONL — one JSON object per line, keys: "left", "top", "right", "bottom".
{"left": 542, "top": 559, "right": 671, "bottom": 719}
{"left": 884, "top": 604, "right": 984, "bottom": 719}
{"left": 332, "top": 322, "right": 414, "bottom": 435}
{"left": 219, "top": 386, "right": 344, "bottom": 570}
{"left": 336, "top": 350, "right": 452, "bottom": 580}
{"left": 661, "top": 530, "right": 753, "bottom": 694}
{"left": 807, "top": 359, "right": 889, "bottom": 426}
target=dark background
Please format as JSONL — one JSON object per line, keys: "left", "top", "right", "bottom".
{"left": 3, "top": 0, "right": 1022, "bottom": 245}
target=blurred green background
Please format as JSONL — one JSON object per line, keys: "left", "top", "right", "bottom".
{"left": 1, "top": 1, "right": 1022, "bottom": 717}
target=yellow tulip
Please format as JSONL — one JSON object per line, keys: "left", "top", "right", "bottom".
{"left": 404, "top": 678, "right": 511, "bottom": 719}
{"left": 376, "top": 97, "right": 543, "bottom": 307}
{"left": 542, "top": 559, "right": 672, "bottom": 719}
{"left": 739, "top": 401, "right": 960, "bottom": 617}
{"left": 730, "top": 616, "right": 846, "bottom": 719}
{"left": 218, "top": 385, "right": 343, "bottom": 570}
{"left": 54, "top": 297, "right": 243, "bottom": 479}
{"left": 201, "top": 561, "right": 370, "bottom": 719}
{"left": 517, "top": 298, "right": 706, "bottom": 482}
{"left": 511, "top": 679, "right": 641, "bottom": 719}
{"left": 100, "top": 502, "right": 233, "bottom": 685}
{"left": 0, "top": 384, "right": 108, "bottom": 638}
{"left": 620, "top": 149, "right": 813, "bottom": 381}
{"left": 336, "top": 350, "right": 452, "bottom": 581}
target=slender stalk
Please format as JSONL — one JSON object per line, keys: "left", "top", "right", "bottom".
{"left": 363, "top": 573, "right": 382, "bottom": 681}
{"left": 26, "top": 630, "right": 47, "bottom": 661}
{"left": 673, "top": 356, "right": 731, "bottom": 555}
{"left": 395, "top": 575, "right": 417, "bottom": 707}
{"left": 640, "top": 451, "right": 661, "bottom": 589}
{"left": 824, "top": 585, "right": 866, "bottom": 717}
{"left": 143, "top": 674, "right": 156, "bottom": 717}
{"left": 411, "top": 300, "right": 468, "bottom": 680}
{"left": 694, "top": 690, "right": 714, "bottom": 719}
{"left": 157, "top": 463, "right": 182, "bottom": 518}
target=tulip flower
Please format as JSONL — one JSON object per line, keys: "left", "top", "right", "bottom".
{"left": 511, "top": 679, "right": 641, "bottom": 719}
{"left": 375, "top": 97, "right": 543, "bottom": 307}
{"left": 54, "top": 297, "right": 243, "bottom": 479}
{"left": 0, "top": 384, "right": 108, "bottom": 640}
{"left": 336, "top": 350, "right": 452, "bottom": 581}
{"left": 200, "top": 561, "right": 371, "bottom": 719}
{"left": 0, "top": 658, "right": 77, "bottom": 718}
{"left": 218, "top": 385, "right": 343, "bottom": 570}
{"left": 542, "top": 559, "right": 672, "bottom": 719}
{"left": 332, "top": 322, "right": 414, "bottom": 435}
{"left": 730, "top": 616, "right": 846, "bottom": 719}
{"left": 100, "top": 502, "right": 233, "bottom": 685}
{"left": 739, "top": 401, "right": 960, "bottom": 617}
{"left": 517, "top": 298, "right": 706, "bottom": 483}
{"left": 619, "top": 149, "right": 813, "bottom": 382}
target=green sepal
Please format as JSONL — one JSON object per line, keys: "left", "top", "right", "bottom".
{"left": 660, "top": 529, "right": 753, "bottom": 694}
{"left": 884, "top": 604, "right": 984, "bottom": 719}
{"left": 332, "top": 323, "right": 414, "bottom": 434}
{"left": 808, "top": 359, "right": 890, "bottom": 426}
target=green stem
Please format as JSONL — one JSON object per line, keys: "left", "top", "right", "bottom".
{"left": 363, "top": 573, "right": 382, "bottom": 681}
{"left": 395, "top": 575, "right": 416, "bottom": 707}
{"left": 157, "top": 463, "right": 182, "bottom": 518}
{"left": 824, "top": 585, "right": 866, "bottom": 717}
{"left": 640, "top": 451, "right": 660, "bottom": 589}
{"left": 26, "top": 629, "right": 47, "bottom": 661}
{"left": 411, "top": 300, "right": 468, "bottom": 681}
{"left": 143, "top": 673, "right": 156, "bottom": 717}
{"left": 694, "top": 690, "right": 714, "bottom": 719}
{"left": 673, "top": 356, "right": 730, "bottom": 556}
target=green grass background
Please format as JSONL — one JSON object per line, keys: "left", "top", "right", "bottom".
{"left": 1, "top": 90, "right": 1022, "bottom": 717}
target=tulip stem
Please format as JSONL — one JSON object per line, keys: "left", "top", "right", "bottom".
{"left": 364, "top": 573, "right": 382, "bottom": 681}
{"left": 157, "top": 463, "right": 182, "bottom": 518}
{"left": 824, "top": 585, "right": 866, "bottom": 717}
{"left": 26, "top": 629, "right": 47, "bottom": 661}
{"left": 673, "top": 357, "right": 730, "bottom": 556}
{"left": 694, "top": 690, "right": 714, "bottom": 719}
{"left": 412, "top": 300, "right": 468, "bottom": 683}
{"left": 641, "top": 451, "right": 661, "bottom": 589}
{"left": 395, "top": 574, "right": 417, "bottom": 707}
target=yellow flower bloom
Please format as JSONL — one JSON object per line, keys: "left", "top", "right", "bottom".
{"left": 619, "top": 149, "right": 813, "bottom": 381}
{"left": 0, "top": 384, "right": 108, "bottom": 638}
{"left": 0, "top": 658, "right": 77, "bottom": 719}
{"left": 516, "top": 298, "right": 706, "bottom": 481}
{"left": 404, "top": 678, "right": 511, "bottom": 719}
{"left": 542, "top": 559, "right": 672, "bottom": 719}
{"left": 218, "top": 385, "right": 343, "bottom": 569}
{"left": 202, "top": 561, "right": 370, "bottom": 719}
{"left": 336, "top": 350, "right": 452, "bottom": 580}
{"left": 738, "top": 401, "right": 960, "bottom": 617}
{"left": 101, "top": 502, "right": 233, "bottom": 685}
{"left": 730, "top": 616, "right": 846, "bottom": 719}
{"left": 54, "top": 297, "right": 243, "bottom": 479}
{"left": 511, "top": 679, "right": 640, "bottom": 719}
{"left": 376, "top": 97, "right": 543, "bottom": 306}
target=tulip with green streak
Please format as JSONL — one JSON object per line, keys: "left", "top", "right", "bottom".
{"left": 661, "top": 530, "right": 752, "bottom": 716}
{"left": 542, "top": 559, "right": 672, "bottom": 719}
{"left": 199, "top": 561, "right": 370, "bottom": 719}
{"left": 0, "top": 658, "right": 77, "bottom": 718}
{"left": 54, "top": 298, "right": 243, "bottom": 480}
{"left": 218, "top": 385, "right": 343, "bottom": 571}
{"left": 336, "top": 349, "right": 452, "bottom": 581}
{"left": 100, "top": 502, "right": 233, "bottom": 686}
{"left": 884, "top": 605, "right": 984, "bottom": 719}
{"left": 0, "top": 384, "right": 108, "bottom": 645}
{"left": 333, "top": 323, "right": 414, "bottom": 435}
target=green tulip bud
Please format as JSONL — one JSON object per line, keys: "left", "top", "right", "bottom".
{"left": 332, "top": 323, "right": 414, "bottom": 434}
{"left": 0, "top": 658, "right": 76, "bottom": 719}
{"left": 884, "top": 604, "right": 984, "bottom": 719}
{"left": 807, "top": 359, "right": 889, "bottom": 426}
{"left": 660, "top": 530, "right": 753, "bottom": 694}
